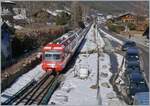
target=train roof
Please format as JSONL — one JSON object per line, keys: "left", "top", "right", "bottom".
{"left": 43, "top": 43, "right": 64, "bottom": 51}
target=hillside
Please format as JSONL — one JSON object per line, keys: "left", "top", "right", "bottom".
{"left": 14, "top": 1, "right": 149, "bottom": 16}
{"left": 81, "top": 1, "right": 149, "bottom": 15}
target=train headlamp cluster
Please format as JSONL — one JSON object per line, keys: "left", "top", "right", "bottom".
{"left": 48, "top": 64, "right": 55, "bottom": 68}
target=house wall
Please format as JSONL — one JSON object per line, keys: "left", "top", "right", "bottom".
{"left": 121, "top": 15, "right": 137, "bottom": 24}
{"left": 1, "top": 1, "right": 15, "bottom": 69}
{"left": 1, "top": 29, "right": 12, "bottom": 68}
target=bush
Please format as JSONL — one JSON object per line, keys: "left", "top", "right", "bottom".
{"left": 108, "top": 24, "right": 125, "bottom": 33}
{"left": 13, "top": 26, "right": 67, "bottom": 58}
{"left": 12, "top": 36, "right": 23, "bottom": 57}
{"left": 55, "top": 12, "right": 71, "bottom": 25}
{"left": 127, "top": 23, "right": 136, "bottom": 30}
{"left": 78, "top": 21, "right": 85, "bottom": 29}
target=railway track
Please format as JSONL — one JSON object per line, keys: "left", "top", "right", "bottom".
{"left": 2, "top": 72, "right": 61, "bottom": 105}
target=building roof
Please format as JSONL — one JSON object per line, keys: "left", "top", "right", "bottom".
{"left": 13, "top": 14, "right": 27, "bottom": 20}
{"left": 118, "top": 12, "right": 136, "bottom": 18}
{"left": 108, "top": 12, "right": 136, "bottom": 21}
{"left": 1, "top": 0, "right": 16, "bottom": 5}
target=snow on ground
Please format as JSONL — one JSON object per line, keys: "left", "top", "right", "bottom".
{"left": 115, "top": 53, "right": 125, "bottom": 70}
{"left": 49, "top": 24, "right": 126, "bottom": 106}
{"left": 81, "top": 24, "right": 105, "bottom": 52}
{"left": 99, "top": 53, "right": 126, "bottom": 106}
{"left": 1, "top": 64, "right": 45, "bottom": 103}
{"left": 96, "top": 26, "right": 105, "bottom": 48}
{"left": 115, "top": 53, "right": 126, "bottom": 86}
{"left": 81, "top": 24, "right": 97, "bottom": 52}
{"left": 115, "top": 53, "right": 125, "bottom": 76}
{"left": 99, "top": 29, "right": 123, "bottom": 45}
{"left": 49, "top": 53, "right": 99, "bottom": 106}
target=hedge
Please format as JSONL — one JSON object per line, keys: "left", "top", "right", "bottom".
{"left": 12, "top": 26, "right": 69, "bottom": 58}
{"left": 107, "top": 24, "right": 125, "bottom": 33}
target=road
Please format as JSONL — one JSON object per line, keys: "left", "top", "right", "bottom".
{"left": 99, "top": 24, "right": 149, "bottom": 83}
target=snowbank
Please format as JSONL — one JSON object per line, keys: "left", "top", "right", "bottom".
{"left": 96, "top": 27, "right": 105, "bottom": 48}
{"left": 99, "top": 29, "right": 123, "bottom": 45}
{"left": 1, "top": 64, "right": 45, "bottom": 102}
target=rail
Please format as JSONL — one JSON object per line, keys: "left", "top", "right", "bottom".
{"left": 2, "top": 71, "right": 61, "bottom": 105}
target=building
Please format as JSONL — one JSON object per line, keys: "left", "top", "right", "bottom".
{"left": 106, "top": 13, "right": 137, "bottom": 25}
{"left": 1, "top": 1, "right": 16, "bottom": 25}
{"left": 116, "top": 13, "right": 137, "bottom": 24}
{"left": 13, "top": 8, "right": 28, "bottom": 26}
{"left": 1, "top": 1, "right": 16, "bottom": 69}
{"left": 32, "top": 9, "right": 56, "bottom": 24}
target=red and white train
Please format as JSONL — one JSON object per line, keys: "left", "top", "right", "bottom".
{"left": 42, "top": 24, "right": 91, "bottom": 73}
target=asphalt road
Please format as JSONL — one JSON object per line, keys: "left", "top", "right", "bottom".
{"left": 99, "top": 25, "right": 149, "bottom": 83}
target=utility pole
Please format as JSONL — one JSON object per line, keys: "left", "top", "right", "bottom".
{"left": 93, "top": 18, "right": 102, "bottom": 105}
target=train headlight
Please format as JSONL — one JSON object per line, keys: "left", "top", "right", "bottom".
{"left": 48, "top": 64, "right": 55, "bottom": 68}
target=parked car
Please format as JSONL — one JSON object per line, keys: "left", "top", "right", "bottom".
{"left": 124, "top": 65, "right": 141, "bottom": 78}
{"left": 122, "top": 41, "right": 136, "bottom": 51}
{"left": 125, "top": 47, "right": 140, "bottom": 65}
{"left": 125, "top": 72, "right": 149, "bottom": 96}
{"left": 125, "top": 58, "right": 140, "bottom": 69}
{"left": 133, "top": 92, "right": 149, "bottom": 105}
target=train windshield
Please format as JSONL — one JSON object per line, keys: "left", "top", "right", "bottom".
{"left": 44, "top": 51, "right": 62, "bottom": 61}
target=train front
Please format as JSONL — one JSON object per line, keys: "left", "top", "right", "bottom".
{"left": 42, "top": 43, "right": 65, "bottom": 73}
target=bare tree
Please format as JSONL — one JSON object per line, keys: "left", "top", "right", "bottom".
{"left": 71, "top": 1, "right": 83, "bottom": 28}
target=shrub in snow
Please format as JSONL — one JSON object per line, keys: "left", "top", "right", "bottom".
{"left": 101, "top": 82, "right": 110, "bottom": 88}
{"left": 102, "top": 65, "right": 107, "bottom": 69}
{"left": 106, "top": 92, "right": 117, "bottom": 99}
{"left": 100, "top": 72, "right": 108, "bottom": 78}
{"left": 77, "top": 68, "right": 89, "bottom": 79}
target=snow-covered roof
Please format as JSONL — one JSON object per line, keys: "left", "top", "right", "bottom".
{"left": 64, "top": 7, "right": 71, "bottom": 12}
{"left": 97, "top": 13, "right": 103, "bottom": 16}
{"left": 55, "top": 9, "right": 71, "bottom": 15}
{"left": 2, "top": 0, "right": 15, "bottom": 4}
{"left": 106, "top": 15, "right": 113, "bottom": 19}
{"left": 14, "top": 25, "right": 23, "bottom": 30}
{"left": 5, "top": 20, "right": 12, "bottom": 27}
{"left": 45, "top": 9, "right": 71, "bottom": 16}
{"left": 13, "top": 14, "right": 27, "bottom": 20}
{"left": 46, "top": 9, "right": 57, "bottom": 16}
{"left": 117, "top": 12, "right": 136, "bottom": 18}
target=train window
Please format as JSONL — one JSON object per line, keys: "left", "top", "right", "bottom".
{"left": 44, "top": 51, "right": 62, "bottom": 61}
